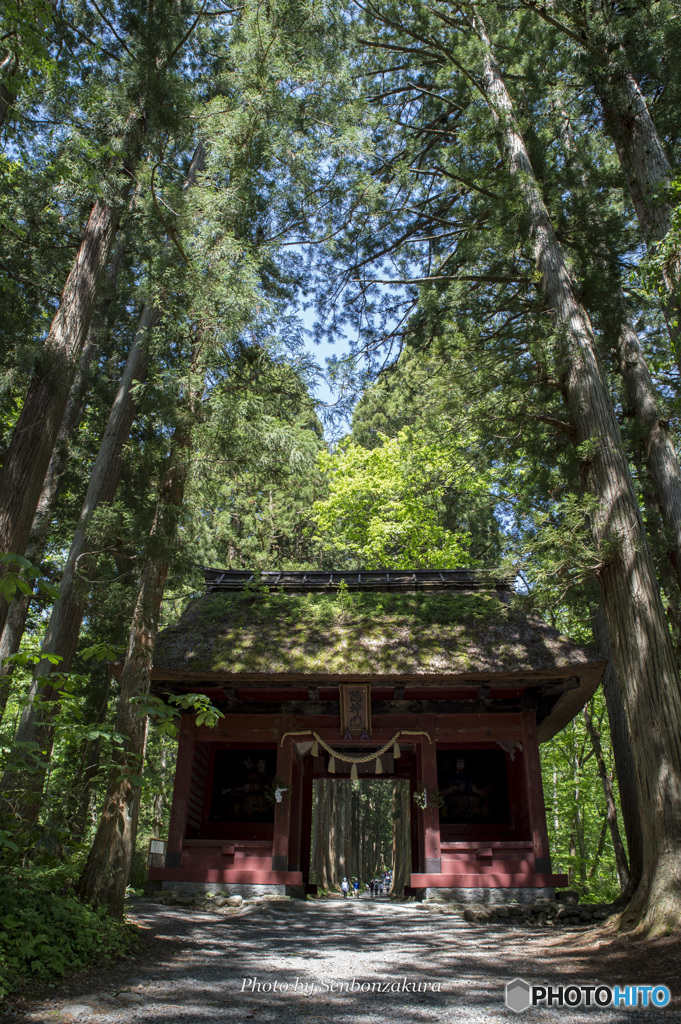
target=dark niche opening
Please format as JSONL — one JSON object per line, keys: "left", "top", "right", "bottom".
{"left": 209, "top": 749, "right": 276, "bottom": 824}
{"left": 437, "top": 749, "right": 511, "bottom": 825}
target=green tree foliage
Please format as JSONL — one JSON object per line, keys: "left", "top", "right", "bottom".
{"left": 542, "top": 692, "right": 624, "bottom": 903}
{"left": 311, "top": 427, "right": 491, "bottom": 569}
{"left": 1, "top": 0, "right": 680, "bottom": 965}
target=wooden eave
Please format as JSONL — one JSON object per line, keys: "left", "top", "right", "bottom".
{"left": 113, "top": 658, "right": 605, "bottom": 741}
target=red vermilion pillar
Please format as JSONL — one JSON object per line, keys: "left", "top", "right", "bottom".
{"left": 419, "top": 736, "right": 442, "bottom": 874}
{"left": 288, "top": 751, "right": 303, "bottom": 871}
{"left": 520, "top": 711, "right": 552, "bottom": 874}
{"left": 166, "top": 718, "right": 195, "bottom": 869}
{"left": 272, "top": 734, "right": 294, "bottom": 872}
{"left": 299, "top": 759, "right": 314, "bottom": 886}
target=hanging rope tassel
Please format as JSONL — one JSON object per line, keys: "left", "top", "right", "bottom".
{"left": 311, "top": 739, "right": 319, "bottom": 757}
{"left": 375, "top": 756, "right": 383, "bottom": 774}
{"left": 328, "top": 756, "right": 336, "bottom": 773}
{"left": 393, "top": 740, "right": 401, "bottom": 759}
{"left": 350, "top": 763, "right": 358, "bottom": 781}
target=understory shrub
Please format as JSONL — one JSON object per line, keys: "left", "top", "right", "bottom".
{"left": 0, "top": 867, "right": 134, "bottom": 1000}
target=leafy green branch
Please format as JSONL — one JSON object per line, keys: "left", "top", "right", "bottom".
{"left": 0, "top": 553, "right": 60, "bottom": 603}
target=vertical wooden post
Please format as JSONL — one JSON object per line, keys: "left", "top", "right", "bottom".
{"left": 520, "top": 711, "right": 552, "bottom": 873}
{"left": 272, "top": 733, "right": 294, "bottom": 871}
{"left": 418, "top": 735, "right": 441, "bottom": 873}
{"left": 299, "top": 758, "right": 314, "bottom": 885}
{"left": 166, "top": 718, "right": 195, "bottom": 868}
{"left": 288, "top": 751, "right": 303, "bottom": 871}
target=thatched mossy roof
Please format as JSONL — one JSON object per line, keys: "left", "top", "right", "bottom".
{"left": 153, "top": 589, "right": 603, "bottom": 680}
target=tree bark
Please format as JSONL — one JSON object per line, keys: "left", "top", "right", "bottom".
{"left": 553, "top": 98, "right": 681, "bottom": 592}
{"left": 28, "top": 144, "right": 203, "bottom": 687}
{"left": 0, "top": 198, "right": 127, "bottom": 635}
{"left": 583, "top": 704, "right": 630, "bottom": 891}
{"left": 77, "top": 403, "right": 194, "bottom": 917}
{"left": 311, "top": 778, "right": 324, "bottom": 884}
{"left": 0, "top": 52, "right": 18, "bottom": 133}
{"left": 0, "top": 325, "right": 97, "bottom": 636}
{"left": 593, "top": 64, "right": 681, "bottom": 367}
{"left": 597, "top": 68, "right": 674, "bottom": 248}
{"left": 521, "top": 3, "right": 680, "bottom": 359}
{"left": 4, "top": 145, "right": 204, "bottom": 822}
{"left": 13, "top": 306, "right": 159, "bottom": 730}
{"left": 616, "top": 317, "right": 681, "bottom": 590}
{"left": 0, "top": 326, "right": 100, "bottom": 725}
{"left": 591, "top": 607, "right": 643, "bottom": 898}
{"left": 593, "top": 63, "right": 680, "bottom": 359}
{"left": 472, "top": 8, "right": 681, "bottom": 932}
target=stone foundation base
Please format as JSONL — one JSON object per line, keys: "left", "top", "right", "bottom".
{"left": 419, "top": 886, "right": 555, "bottom": 904}
{"left": 161, "top": 881, "right": 287, "bottom": 898}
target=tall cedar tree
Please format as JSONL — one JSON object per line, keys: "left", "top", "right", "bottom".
{"left": 0, "top": 0, "right": 201, "bottom": 632}
{"left": 327, "top": 0, "right": 681, "bottom": 931}
{"left": 517, "top": 0, "right": 681, "bottom": 366}
{"left": 6, "top": 146, "right": 206, "bottom": 827}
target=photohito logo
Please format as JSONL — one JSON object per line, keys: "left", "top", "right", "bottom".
{"left": 505, "top": 978, "right": 671, "bottom": 1012}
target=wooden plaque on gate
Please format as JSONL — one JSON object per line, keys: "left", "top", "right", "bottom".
{"left": 339, "top": 683, "right": 372, "bottom": 738}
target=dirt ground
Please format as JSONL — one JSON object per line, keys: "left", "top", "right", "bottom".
{"left": 2, "top": 898, "right": 680, "bottom": 1024}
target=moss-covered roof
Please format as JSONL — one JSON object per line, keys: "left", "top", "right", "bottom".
{"left": 153, "top": 589, "right": 603, "bottom": 680}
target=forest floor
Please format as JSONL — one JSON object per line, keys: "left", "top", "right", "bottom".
{"left": 2, "top": 896, "right": 680, "bottom": 1024}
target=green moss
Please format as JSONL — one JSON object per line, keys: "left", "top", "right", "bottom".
{"left": 154, "top": 585, "right": 600, "bottom": 677}
{"left": 156, "top": 589, "right": 526, "bottom": 675}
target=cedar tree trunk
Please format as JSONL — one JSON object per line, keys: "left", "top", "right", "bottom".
{"left": 0, "top": 199, "right": 127, "bottom": 633}
{"left": 77, "top": 396, "right": 195, "bottom": 917}
{"left": 473, "top": 9, "right": 681, "bottom": 932}
{"left": 591, "top": 607, "right": 643, "bottom": 898}
{"left": 583, "top": 705, "right": 630, "bottom": 891}
{"left": 7, "top": 145, "right": 204, "bottom": 820}
{"left": 555, "top": 97, "right": 681, "bottom": 590}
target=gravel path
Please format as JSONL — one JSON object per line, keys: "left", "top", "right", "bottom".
{"left": 6, "top": 898, "right": 680, "bottom": 1023}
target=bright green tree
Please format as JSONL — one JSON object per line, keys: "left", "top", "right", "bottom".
{"left": 312, "top": 427, "right": 494, "bottom": 569}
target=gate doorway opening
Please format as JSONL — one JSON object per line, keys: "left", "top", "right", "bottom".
{"left": 309, "top": 779, "right": 411, "bottom": 895}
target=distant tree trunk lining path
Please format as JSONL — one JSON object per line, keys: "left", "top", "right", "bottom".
{"left": 151, "top": 740, "right": 168, "bottom": 840}
{"left": 77, "top": 351, "right": 200, "bottom": 918}
{"left": 572, "top": 749, "right": 588, "bottom": 893}
{"left": 309, "top": 779, "right": 406, "bottom": 892}
{"left": 470, "top": 6, "right": 681, "bottom": 933}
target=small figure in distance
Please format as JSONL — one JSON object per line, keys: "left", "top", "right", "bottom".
{"left": 353, "top": 877, "right": 360, "bottom": 898}
{"left": 341, "top": 877, "right": 349, "bottom": 899}
{"left": 369, "top": 879, "right": 375, "bottom": 898}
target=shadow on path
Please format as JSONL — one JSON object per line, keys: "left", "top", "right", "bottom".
{"left": 7, "top": 899, "right": 680, "bottom": 1023}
